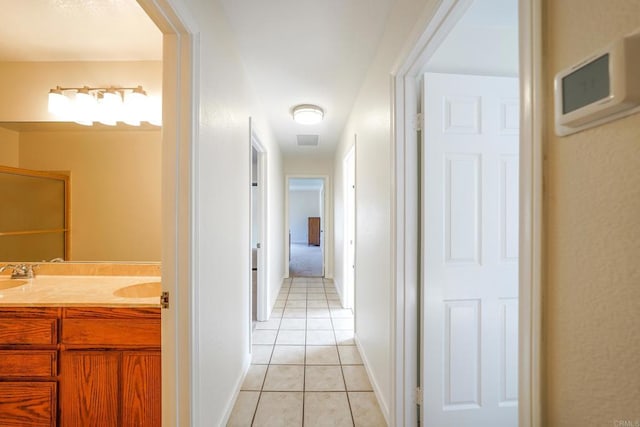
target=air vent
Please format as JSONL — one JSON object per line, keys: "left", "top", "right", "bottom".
{"left": 296, "top": 135, "right": 319, "bottom": 146}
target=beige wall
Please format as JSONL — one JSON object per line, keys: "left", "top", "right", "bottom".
{"left": 0, "top": 127, "right": 19, "bottom": 166}
{"left": 0, "top": 61, "right": 161, "bottom": 122}
{"left": 544, "top": 1, "right": 640, "bottom": 425}
{"left": 16, "top": 130, "right": 161, "bottom": 261}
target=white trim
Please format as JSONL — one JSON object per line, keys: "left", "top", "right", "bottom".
{"left": 391, "top": 0, "right": 542, "bottom": 426}
{"left": 284, "top": 174, "right": 331, "bottom": 278}
{"left": 136, "top": 0, "right": 199, "bottom": 425}
{"left": 518, "top": 0, "right": 543, "bottom": 425}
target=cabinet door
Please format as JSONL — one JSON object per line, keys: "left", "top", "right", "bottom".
{"left": 0, "top": 382, "right": 56, "bottom": 427}
{"left": 122, "top": 352, "right": 161, "bottom": 427}
{"left": 60, "top": 352, "right": 119, "bottom": 427}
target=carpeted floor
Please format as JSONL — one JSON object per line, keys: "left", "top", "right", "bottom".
{"left": 289, "top": 243, "right": 323, "bottom": 277}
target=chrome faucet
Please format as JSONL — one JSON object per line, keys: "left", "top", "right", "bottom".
{"left": 0, "top": 264, "right": 37, "bottom": 279}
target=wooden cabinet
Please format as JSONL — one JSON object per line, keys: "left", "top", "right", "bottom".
{"left": 0, "top": 306, "right": 160, "bottom": 427}
{"left": 0, "top": 308, "right": 58, "bottom": 427}
{"left": 0, "top": 382, "right": 57, "bottom": 427}
{"left": 59, "top": 307, "right": 160, "bottom": 427}
{"left": 308, "top": 217, "right": 321, "bottom": 246}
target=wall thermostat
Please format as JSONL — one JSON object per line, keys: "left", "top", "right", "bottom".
{"left": 555, "top": 29, "right": 640, "bottom": 136}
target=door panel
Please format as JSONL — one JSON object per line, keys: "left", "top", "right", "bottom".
{"left": 421, "top": 72, "right": 519, "bottom": 426}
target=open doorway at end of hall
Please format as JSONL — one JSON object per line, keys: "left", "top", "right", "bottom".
{"left": 287, "top": 177, "right": 325, "bottom": 277}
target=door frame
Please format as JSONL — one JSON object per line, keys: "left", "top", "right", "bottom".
{"left": 343, "top": 142, "right": 357, "bottom": 309}
{"left": 390, "top": 0, "right": 543, "bottom": 426}
{"left": 284, "top": 174, "right": 330, "bottom": 278}
{"left": 250, "top": 119, "right": 269, "bottom": 321}
{"left": 136, "top": 0, "right": 198, "bottom": 425}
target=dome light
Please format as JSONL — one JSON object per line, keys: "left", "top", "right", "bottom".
{"left": 292, "top": 104, "right": 324, "bottom": 125}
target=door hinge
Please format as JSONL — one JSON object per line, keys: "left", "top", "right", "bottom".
{"left": 257, "top": 243, "right": 261, "bottom": 249}
{"left": 415, "top": 113, "right": 423, "bottom": 131}
{"left": 416, "top": 387, "right": 423, "bottom": 406}
{"left": 160, "top": 291, "right": 170, "bottom": 309}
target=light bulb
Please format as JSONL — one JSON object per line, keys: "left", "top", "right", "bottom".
{"left": 123, "top": 86, "right": 147, "bottom": 126}
{"left": 98, "top": 90, "right": 122, "bottom": 126}
{"left": 74, "top": 87, "right": 97, "bottom": 126}
{"left": 292, "top": 105, "right": 324, "bottom": 125}
{"left": 48, "top": 87, "right": 70, "bottom": 118}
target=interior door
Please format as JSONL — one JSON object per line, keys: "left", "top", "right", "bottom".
{"left": 344, "top": 146, "right": 356, "bottom": 309}
{"left": 421, "top": 72, "right": 519, "bottom": 426}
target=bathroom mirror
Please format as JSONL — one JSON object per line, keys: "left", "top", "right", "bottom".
{"left": 0, "top": 122, "right": 161, "bottom": 263}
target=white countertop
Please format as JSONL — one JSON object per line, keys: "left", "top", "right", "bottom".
{"left": 0, "top": 275, "right": 161, "bottom": 307}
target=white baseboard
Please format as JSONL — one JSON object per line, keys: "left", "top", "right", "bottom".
{"left": 220, "top": 351, "right": 251, "bottom": 425}
{"left": 355, "top": 334, "right": 390, "bottom": 425}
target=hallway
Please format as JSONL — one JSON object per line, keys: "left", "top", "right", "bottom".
{"left": 227, "top": 277, "right": 385, "bottom": 426}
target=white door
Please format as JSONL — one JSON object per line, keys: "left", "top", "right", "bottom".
{"left": 421, "top": 73, "right": 519, "bottom": 426}
{"left": 344, "top": 145, "right": 356, "bottom": 309}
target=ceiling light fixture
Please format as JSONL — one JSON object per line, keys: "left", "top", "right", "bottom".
{"left": 47, "top": 85, "right": 161, "bottom": 127}
{"left": 292, "top": 104, "right": 324, "bottom": 125}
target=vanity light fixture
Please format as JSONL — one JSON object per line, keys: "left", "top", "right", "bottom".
{"left": 292, "top": 104, "right": 324, "bottom": 125}
{"left": 47, "top": 85, "right": 161, "bottom": 126}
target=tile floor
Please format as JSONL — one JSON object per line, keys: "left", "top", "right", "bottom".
{"left": 227, "top": 277, "right": 387, "bottom": 427}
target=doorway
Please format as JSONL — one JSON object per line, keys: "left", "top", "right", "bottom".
{"left": 287, "top": 177, "right": 326, "bottom": 277}
{"left": 419, "top": 1, "right": 520, "bottom": 425}
{"left": 392, "top": 0, "right": 543, "bottom": 425}
{"left": 343, "top": 144, "right": 356, "bottom": 309}
{"left": 251, "top": 123, "right": 268, "bottom": 322}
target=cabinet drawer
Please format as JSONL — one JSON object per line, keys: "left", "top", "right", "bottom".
{"left": 0, "top": 350, "right": 57, "bottom": 377}
{"left": 0, "top": 319, "right": 57, "bottom": 345}
{"left": 0, "top": 382, "right": 56, "bottom": 427}
{"left": 62, "top": 308, "right": 160, "bottom": 348}
{"left": 62, "top": 319, "right": 160, "bottom": 347}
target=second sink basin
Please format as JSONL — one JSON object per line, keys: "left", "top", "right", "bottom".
{"left": 113, "top": 282, "right": 161, "bottom": 298}
{"left": 0, "top": 280, "right": 28, "bottom": 290}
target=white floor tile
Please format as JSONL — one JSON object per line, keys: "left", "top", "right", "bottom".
{"left": 306, "top": 318, "right": 333, "bottom": 330}
{"left": 227, "top": 391, "right": 259, "bottom": 426}
{"left": 255, "top": 318, "right": 282, "bottom": 330}
{"left": 304, "top": 392, "right": 352, "bottom": 427}
{"left": 349, "top": 392, "right": 386, "bottom": 427}
{"left": 253, "top": 392, "right": 303, "bottom": 427}
{"left": 338, "top": 346, "right": 363, "bottom": 365}
{"left": 332, "top": 318, "right": 354, "bottom": 330}
{"left": 334, "top": 330, "right": 355, "bottom": 346}
{"left": 306, "top": 330, "right": 336, "bottom": 346}
{"left": 342, "top": 365, "right": 372, "bottom": 391}
{"left": 253, "top": 330, "right": 277, "bottom": 345}
{"left": 252, "top": 345, "right": 273, "bottom": 364}
{"left": 241, "top": 365, "right": 267, "bottom": 391}
{"left": 305, "top": 366, "right": 345, "bottom": 391}
{"left": 263, "top": 365, "right": 304, "bottom": 391}
{"left": 307, "top": 308, "right": 331, "bottom": 318}
{"left": 305, "top": 345, "right": 340, "bottom": 365}
{"left": 276, "top": 330, "right": 306, "bottom": 345}
{"left": 271, "top": 345, "right": 305, "bottom": 365}
{"left": 279, "top": 318, "right": 306, "bottom": 330}
{"left": 283, "top": 308, "right": 307, "bottom": 318}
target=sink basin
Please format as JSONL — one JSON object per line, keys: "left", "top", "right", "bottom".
{"left": 0, "top": 280, "right": 28, "bottom": 290}
{"left": 113, "top": 282, "right": 161, "bottom": 298}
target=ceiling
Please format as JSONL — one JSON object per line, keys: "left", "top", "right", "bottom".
{"left": 0, "top": 0, "right": 161, "bottom": 61}
{"left": 218, "top": 0, "right": 393, "bottom": 156}
{"left": 0, "top": 0, "right": 517, "bottom": 156}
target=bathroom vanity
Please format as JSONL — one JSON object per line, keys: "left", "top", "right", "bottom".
{"left": 0, "top": 273, "right": 161, "bottom": 427}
